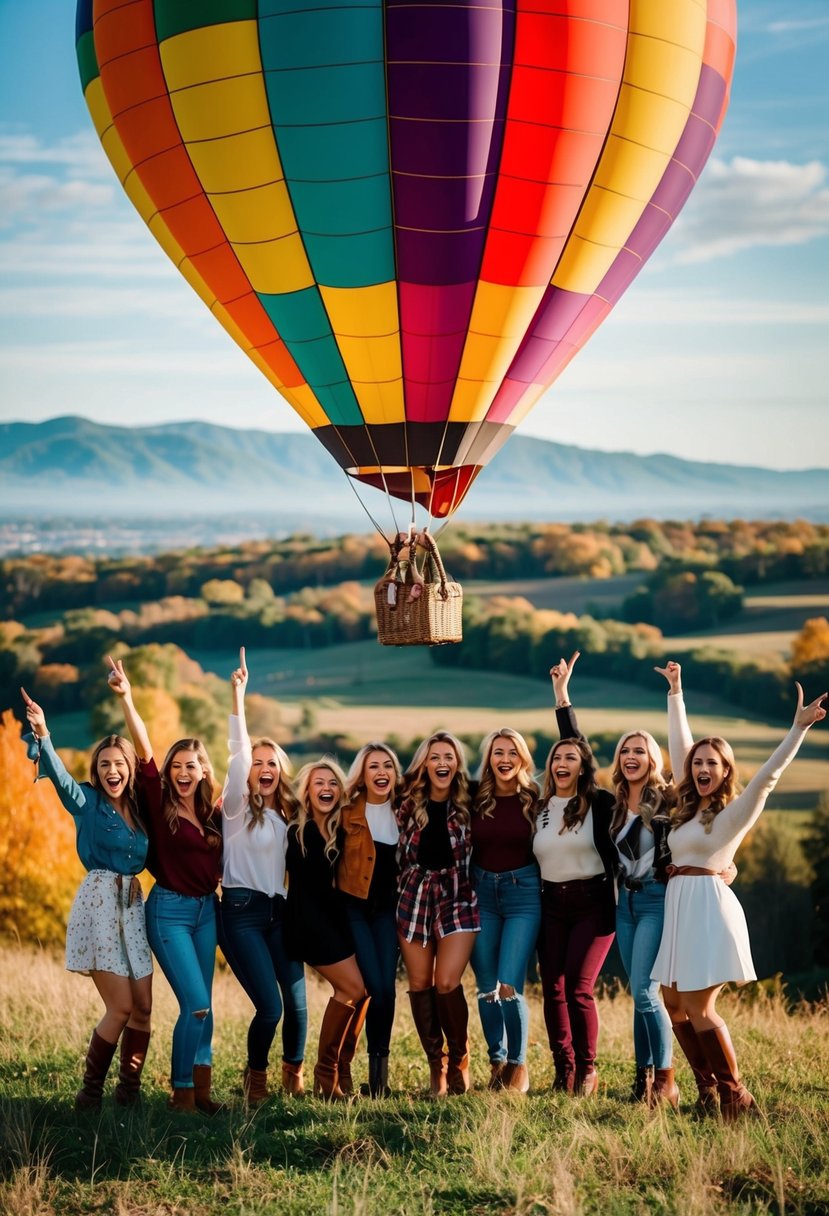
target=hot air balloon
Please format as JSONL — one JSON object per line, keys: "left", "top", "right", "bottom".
{"left": 75, "top": 0, "right": 735, "bottom": 641}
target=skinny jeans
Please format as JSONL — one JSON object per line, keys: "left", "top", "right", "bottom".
{"left": 538, "top": 875, "right": 615, "bottom": 1071}
{"left": 219, "top": 889, "right": 308, "bottom": 1069}
{"left": 145, "top": 884, "right": 217, "bottom": 1088}
{"left": 615, "top": 878, "right": 673, "bottom": 1069}
{"left": 470, "top": 863, "right": 541, "bottom": 1065}
{"left": 344, "top": 900, "right": 399, "bottom": 1056}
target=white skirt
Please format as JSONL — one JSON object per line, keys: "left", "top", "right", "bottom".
{"left": 651, "top": 874, "right": 756, "bottom": 990}
{"left": 66, "top": 870, "right": 153, "bottom": 980}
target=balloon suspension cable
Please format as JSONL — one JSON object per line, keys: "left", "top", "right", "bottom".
{"left": 343, "top": 471, "right": 397, "bottom": 547}
{"left": 362, "top": 429, "right": 403, "bottom": 539}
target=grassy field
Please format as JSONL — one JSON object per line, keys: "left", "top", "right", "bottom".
{"left": 2, "top": 943, "right": 828, "bottom": 1215}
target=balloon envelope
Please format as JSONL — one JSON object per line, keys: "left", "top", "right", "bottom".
{"left": 76, "top": 0, "right": 736, "bottom": 519}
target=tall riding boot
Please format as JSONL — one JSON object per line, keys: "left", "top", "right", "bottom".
{"left": 408, "top": 988, "right": 447, "bottom": 1098}
{"left": 698, "top": 1024, "right": 759, "bottom": 1122}
{"left": 673, "top": 1022, "right": 719, "bottom": 1115}
{"left": 336, "top": 995, "right": 370, "bottom": 1096}
{"left": 114, "top": 1027, "right": 151, "bottom": 1107}
{"left": 368, "top": 1054, "right": 390, "bottom": 1098}
{"left": 435, "top": 985, "right": 471, "bottom": 1095}
{"left": 281, "top": 1059, "right": 305, "bottom": 1096}
{"left": 75, "top": 1029, "right": 119, "bottom": 1111}
{"left": 313, "top": 998, "right": 356, "bottom": 1101}
{"left": 650, "top": 1067, "right": 680, "bottom": 1109}
{"left": 192, "top": 1064, "right": 221, "bottom": 1116}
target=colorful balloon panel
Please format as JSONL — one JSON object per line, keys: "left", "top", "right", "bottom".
{"left": 76, "top": 0, "right": 736, "bottom": 519}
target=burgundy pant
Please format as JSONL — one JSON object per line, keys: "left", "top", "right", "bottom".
{"left": 538, "top": 876, "right": 615, "bottom": 1070}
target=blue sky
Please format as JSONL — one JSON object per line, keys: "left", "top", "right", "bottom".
{"left": 1, "top": 1, "right": 827, "bottom": 471}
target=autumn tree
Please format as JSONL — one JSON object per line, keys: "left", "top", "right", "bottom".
{"left": 791, "top": 617, "right": 829, "bottom": 668}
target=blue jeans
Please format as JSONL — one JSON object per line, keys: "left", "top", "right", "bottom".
{"left": 345, "top": 901, "right": 398, "bottom": 1056}
{"left": 615, "top": 879, "right": 672, "bottom": 1069}
{"left": 218, "top": 889, "right": 308, "bottom": 1069}
{"left": 470, "top": 863, "right": 541, "bottom": 1065}
{"left": 145, "top": 885, "right": 217, "bottom": 1089}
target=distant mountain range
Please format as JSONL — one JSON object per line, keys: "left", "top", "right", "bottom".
{"left": 2, "top": 416, "right": 827, "bottom": 530}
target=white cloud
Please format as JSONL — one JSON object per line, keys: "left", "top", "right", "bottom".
{"left": 0, "top": 341, "right": 245, "bottom": 378}
{"left": 608, "top": 290, "right": 829, "bottom": 328}
{"left": 0, "top": 131, "right": 111, "bottom": 178}
{"left": 0, "top": 168, "right": 113, "bottom": 225}
{"left": 767, "top": 17, "right": 829, "bottom": 34}
{"left": 0, "top": 284, "right": 201, "bottom": 321}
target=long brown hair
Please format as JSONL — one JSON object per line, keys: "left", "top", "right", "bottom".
{"left": 160, "top": 738, "right": 220, "bottom": 848}
{"left": 89, "top": 734, "right": 144, "bottom": 832}
{"left": 673, "top": 737, "right": 741, "bottom": 833}
{"left": 294, "top": 759, "right": 347, "bottom": 861}
{"left": 401, "top": 731, "right": 471, "bottom": 830}
{"left": 247, "top": 737, "right": 299, "bottom": 831}
{"left": 610, "top": 730, "right": 673, "bottom": 837}
{"left": 475, "top": 728, "right": 538, "bottom": 825}
{"left": 541, "top": 737, "right": 597, "bottom": 833}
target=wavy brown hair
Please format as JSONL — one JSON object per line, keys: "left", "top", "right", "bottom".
{"left": 345, "top": 742, "right": 404, "bottom": 806}
{"left": 475, "top": 728, "right": 538, "bottom": 825}
{"left": 610, "top": 730, "right": 674, "bottom": 837}
{"left": 293, "top": 758, "right": 347, "bottom": 861}
{"left": 247, "top": 737, "right": 299, "bottom": 831}
{"left": 160, "top": 738, "right": 220, "bottom": 848}
{"left": 90, "top": 734, "right": 145, "bottom": 832}
{"left": 673, "top": 737, "right": 741, "bottom": 833}
{"left": 401, "top": 731, "right": 471, "bottom": 830}
{"left": 541, "top": 737, "right": 598, "bottom": 833}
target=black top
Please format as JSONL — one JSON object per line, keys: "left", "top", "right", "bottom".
{"left": 284, "top": 820, "right": 354, "bottom": 966}
{"left": 416, "top": 799, "right": 455, "bottom": 870}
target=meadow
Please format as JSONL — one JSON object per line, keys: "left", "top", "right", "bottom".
{"left": 2, "top": 944, "right": 829, "bottom": 1216}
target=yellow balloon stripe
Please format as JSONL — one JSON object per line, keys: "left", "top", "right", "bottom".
{"left": 319, "top": 284, "right": 404, "bottom": 423}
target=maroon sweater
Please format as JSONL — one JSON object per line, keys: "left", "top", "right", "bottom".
{"left": 470, "top": 794, "right": 536, "bottom": 873}
{"left": 138, "top": 759, "right": 222, "bottom": 897}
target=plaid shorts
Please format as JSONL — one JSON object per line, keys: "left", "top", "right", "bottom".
{"left": 397, "top": 864, "right": 480, "bottom": 945}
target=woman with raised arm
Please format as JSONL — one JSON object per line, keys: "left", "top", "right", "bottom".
{"left": 337, "top": 743, "right": 403, "bottom": 1098}
{"left": 469, "top": 729, "right": 541, "bottom": 1094}
{"left": 535, "top": 660, "right": 617, "bottom": 1097}
{"left": 108, "top": 657, "right": 223, "bottom": 1114}
{"left": 20, "top": 687, "right": 152, "bottom": 1110}
{"left": 217, "top": 648, "right": 308, "bottom": 1104}
{"left": 397, "top": 732, "right": 479, "bottom": 1096}
{"left": 284, "top": 758, "right": 367, "bottom": 1100}
{"left": 652, "top": 660, "right": 826, "bottom": 1120}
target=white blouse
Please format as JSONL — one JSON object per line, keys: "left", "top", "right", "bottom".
{"left": 532, "top": 797, "right": 603, "bottom": 882}
{"left": 221, "top": 714, "right": 288, "bottom": 898}
{"left": 365, "top": 799, "right": 399, "bottom": 845}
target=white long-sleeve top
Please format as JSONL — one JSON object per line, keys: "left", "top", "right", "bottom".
{"left": 667, "top": 693, "right": 807, "bottom": 872}
{"left": 221, "top": 714, "right": 288, "bottom": 898}
{"left": 533, "top": 799, "right": 603, "bottom": 882}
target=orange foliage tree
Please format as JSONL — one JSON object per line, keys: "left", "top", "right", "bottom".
{"left": 791, "top": 617, "right": 829, "bottom": 668}
{"left": 0, "top": 710, "right": 83, "bottom": 943}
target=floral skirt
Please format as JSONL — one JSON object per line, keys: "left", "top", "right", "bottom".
{"left": 66, "top": 869, "right": 153, "bottom": 980}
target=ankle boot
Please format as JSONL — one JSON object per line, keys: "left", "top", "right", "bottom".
{"left": 75, "top": 1029, "right": 119, "bottom": 1111}
{"left": 650, "top": 1067, "right": 680, "bottom": 1109}
{"left": 673, "top": 1022, "right": 719, "bottom": 1115}
{"left": 488, "top": 1061, "right": 507, "bottom": 1091}
{"left": 551, "top": 1050, "right": 575, "bottom": 1094}
{"left": 281, "top": 1060, "right": 304, "bottom": 1097}
{"left": 167, "top": 1086, "right": 197, "bottom": 1112}
{"left": 503, "top": 1063, "right": 530, "bottom": 1094}
{"left": 408, "top": 988, "right": 447, "bottom": 1097}
{"left": 336, "top": 995, "right": 370, "bottom": 1096}
{"left": 192, "top": 1064, "right": 221, "bottom": 1116}
{"left": 114, "top": 1027, "right": 151, "bottom": 1107}
{"left": 631, "top": 1065, "right": 654, "bottom": 1103}
{"left": 367, "top": 1054, "right": 390, "bottom": 1098}
{"left": 313, "top": 998, "right": 356, "bottom": 1101}
{"left": 243, "top": 1066, "right": 269, "bottom": 1106}
{"left": 697, "top": 1025, "right": 759, "bottom": 1122}
{"left": 435, "top": 985, "right": 471, "bottom": 1095}
{"left": 574, "top": 1065, "right": 599, "bottom": 1097}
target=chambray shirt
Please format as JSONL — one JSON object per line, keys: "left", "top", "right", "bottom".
{"left": 27, "top": 733, "right": 147, "bottom": 875}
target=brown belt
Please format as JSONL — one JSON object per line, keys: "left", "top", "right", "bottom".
{"left": 666, "top": 865, "right": 719, "bottom": 879}
{"left": 115, "top": 874, "right": 143, "bottom": 906}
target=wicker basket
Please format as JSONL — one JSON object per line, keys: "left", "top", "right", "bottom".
{"left": 374, "top": 531, "right": 463, "bottom": 646}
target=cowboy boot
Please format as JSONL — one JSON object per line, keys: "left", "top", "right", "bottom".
{"left": 114, "top": 1027, "right": 151, "bottom": 1107}
{"left": 650, "top": 1067, "right": 680, "bottom": 1109}
{"left": 631, "top": 1065, "right": 654, "bottom": 1104}
{"left": 281, "top": 1060, "right": 304, "bottom": 1097}
{"left": 336, "top": 995, "right": 370, "bottom": 1096}
{"left": 408, "top": 988, "right": 447, "bottom": 1097}
{"left": 697, "top": 1024, "right": 759, "bottom": 1122}
{"left": 75, "top": 1029, "right": 118, "bottom": 1111}
{"left": 435, "top": 985, "right": 471, "bottom": 1095}
{"left": 503, "top": 1063, "right": 530, "bottom": 1094}
{"left": 192, "top": 1064, "right": 221, "bottom": 1116}
{"left": 673, "top": 1022, "right": 719, "bottom": 1115}
{"left": 367, "top": 1054, "right": 390, "bottom": 1098}
{"left": 243, "top": 1066, "right": 269, "bottom": 1106}
{"left": 313, "top": 998, "right": 356, "bottom": 1101}
{"left": 167, "top": 1086, "right": 197, "bottom": 1112}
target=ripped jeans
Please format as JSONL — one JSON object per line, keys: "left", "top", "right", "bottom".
{"left": 470, "top": 863, "right": 541, "bottom": 1065}
{"left": 145, "top": 885, "right": 217, "bottom": 1088}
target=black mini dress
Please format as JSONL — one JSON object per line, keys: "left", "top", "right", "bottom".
{"left": 285, "top": 820, "right": 355, "bottom": 967}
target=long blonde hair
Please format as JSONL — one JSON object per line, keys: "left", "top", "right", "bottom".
{"left": 475, "top": 728, "right": 538, "bottom": 825}
{"left": 160, "top": 738, "right": 220, "bottom": 847}
{"left": 293, "top": 758, "right": 347, "bottom": 861}
{"left": 345, "top": 742, "right": 403, "bottom": 806}
{"left": 673, "top": 737, "right": 741, "bottom": 833}
{"left": 541, "top": 737, "right": 597, "bottom": 833}
{"left": 90, "top": 734, "right": 144, "bottom": 832}
{"left": 401, "top": 731, "right": 471, "bottom": 830}
{"left": 248, "top": 737, "right": 299, "bottom": 830}
{"left": 610, "top": 730, "right": 673, "bottom": 837}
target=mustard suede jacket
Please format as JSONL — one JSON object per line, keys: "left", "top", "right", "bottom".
{"left": 336, "top": 796, "right": 383, "bottom": 900}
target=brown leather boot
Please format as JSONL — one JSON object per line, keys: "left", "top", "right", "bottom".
{"left": 673, "top": 1022, "right": 719, "bottom": 1115}
{"left": 436, "top": 985, "right": 471, "bottom": 1095}
{"left": 408, "top": 988, "right": 447, "bottom": 1098}
{"left": 574, "top": 1065, "right": 599, "bottom": 1097}
{"left": 336, "top": 995, "right": 370, "bottom": 1096}
{"left": 114, "top": 1027, "right": 151, "bottom": 1107}
{"left": 503, "top": 1063, "right": 530, "bottom": 1094}
{"left": 281, "top": 1060, "right": 304, "bottom": 1096}
{"left": 632, "top": 1065, "right": 654, "bottom": 1103}
{"left": 488, "top": 1062, "right": 507, "bottom": 1091}
{"left": 313, "top": 998, "right": 356, "bottom": 1101}
{"left": 192, "top": 1064, "right": 221, "bottom": 1115}
{"left": 243, "top": 1066, "right": 269, "bottom": 1106}
{"left": 167, "top": 1086, "right": 197, "bottom": 1112}
{"left": 650, "top": 1067, "right": 680, "bottom": 1109}
{"left": 75, "top": 1029, "right": 119, "bottom": 1111}
{"left": 697, "top": 1024, "right": 759, "bottom": 1122}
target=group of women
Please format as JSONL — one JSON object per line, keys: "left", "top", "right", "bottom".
{"left": 22, "top": 648, "right": 825, "bottom": 1121}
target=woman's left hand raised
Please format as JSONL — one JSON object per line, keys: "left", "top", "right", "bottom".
{"left": 20, "top": 687, "right": 48, "bottom": 738}
{"left": 550, "top": 651, "right": 579, "bottom": 707}
{"left": 794, "top": 682, "right": 828, "bottom": 729}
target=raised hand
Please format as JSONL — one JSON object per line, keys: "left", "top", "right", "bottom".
{"left": 20, "top": 687, "right": 48, "bottom": 738}
{"left": 106, "top": 655, "right": 131, "bottom": 699}
{"left": 550, "top": 651, "right": 580, "bottom": 706}
{"left": 794, "top": 682, "right": 827, "bottom": 730}
{"left": 230, "top": 646, "right": 248, "bottom": 691}
{"left": 655, "top": 660, "right": 682, "bottom": 695}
